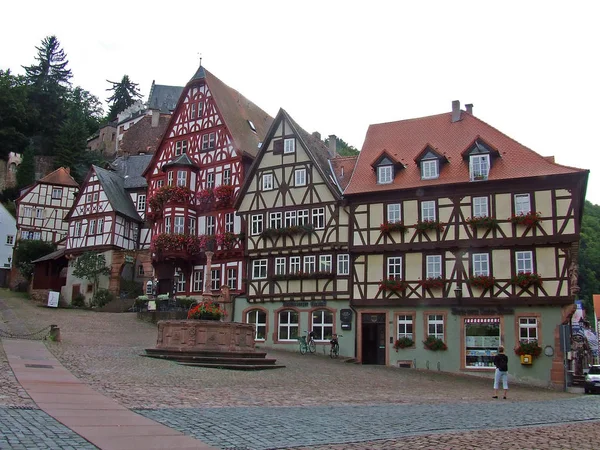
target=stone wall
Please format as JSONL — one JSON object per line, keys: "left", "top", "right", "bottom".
{"left": 137, "top": 311, "right": 187, "bottom": 324}
{"left": 29, "top": 288, "right": 51, "bottom": 305}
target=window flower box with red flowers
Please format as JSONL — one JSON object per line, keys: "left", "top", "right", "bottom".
{"left": 467, "top": 275, "right": 496, "bottom": 289}
{"left": 378, "top": 278, "right": 408, "bottom": 293}
{"left": 196, "top": 188, "right": 215, "bottom": 210}
{"left": 509, "top": 212, "right": 542, "bottom": 227}
{"left": 261, "top": 224, "right": 315, "bottom": 239}
{"left": 214, "top": 184, "right": 235, "bottom": 208}
{"left": 415, "top": 220, "right": 445, "bottom": 234}
{"left": 418, "top": 277, "right": 445, "bottom": 289}
{"left": 511, "top": 272, "right": 543, "bottom": 288}
{"left": 187, "top": 301, "right": 227, "bottom": 321}
{"left": 465, "top": 216, "right": 499, "bottom": 230}
{"left": 514, "top": 340, "right": 542, "bottom": 359}
{"left": 393, "top": 337, "right": 414, "bottom": 351}
{"left": 423, "top": 336, "right": 447, "bottom": 351}
{"left": 215, "top": 232, "right": 242, "bottom": 250}
{"left": 380, "top": 222, "right": 408, "bottom": 234}
{"left": 272, "top": 271, "right": 334, "bottom": 281}
{"left": 151, "top": 233, "right": 208, "bottom": 256}
{"left": 148, "top": 186, "right": 194, "bottom": 211}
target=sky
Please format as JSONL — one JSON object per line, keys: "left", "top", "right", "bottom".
{"left": 2, "top": 1, "right": 599, "bottom": 203}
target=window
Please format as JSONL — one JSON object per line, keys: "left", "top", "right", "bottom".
{"left": 33, "top": 232, "right": 41, "bottom": 240}
{"left": 515, "top": 194, "right": 531, "bottom": 216}
{"left": 427, "top": 314, "right": 444, "bottom": 339}
{"left": 319, "top": 255, "right": 332, "bottom": 273}
{"left": 387, "top": 204, "right": 401, "bottom": 223}
{"left": 89, "top": 219, "right": 96, "bottom": 235}
{"left": 304, "top": 255, "right": 316, "bottom": 274}
{"left": 285, "top": 211, "right": 296, "bottom": 227}
{"left": 93, "top": 192, "right": 99, "bottom": 202}
{"left": 157, "top": 179, "right": 164, "bottom": 189}
{"left": 51, "top": 188, "right": 62, "bottom": 199}
{"left": 252, "top": 259, "right": 267, "bottom": 279}
{"left": 295, "top": 169, "right": 307, "bottom": 186}
{"left": 225, "top": 213, "right": 234, "bottom": 233}
{"left": 421, "top": 159, "right": 439, "bottom": 179}
{"left": 165, "top": 216, "right": 171, "bottom": 234}
{"left": 290, "top": 256, "right": 301, "bottom": 274}
{"left": 176, "top": 272, "right": 186, "bottom": 293}
{"left": 202, "top": 132, "right": 216, "bottom": 150}
{"left": 227, "top": 268, "right": 237, "bottom": 290}
{"left": 275, "top": 257, "right": 286, "bottom": 275}
{"left": 138, "top": 265, "right": 145, "bottom": 276}
{"left": 189, "top": 217, "right": 196, "bottom": 235}
{"left": 312, "top": 208, "right": 325, "bottom": 229}
{"left": 167, "top": 171, "right": 174, "bottom": 186}
{"left": 472, "top": 197, "right": 489, "bottom": 218}
{"left": 98, "top": 218, "right": 104, "bottom": 234}
{"left": 397, "top": 315, "right": 413, "bottom": 340}
{"left": 191, "top": 103, "right": 196, "bottom": 119}
{"left": 251, "top": 214, "right": 263, "bottom": 235}
{"left": 519, "top": 317, "right": 538, "bottom": 343}
{"left": 223, "top": 168, "right": 231, "bottom": 185}
{"left": 387, "top": 257, "right": 402, "bottom": 280}
{"left": 247, "top": 310, "right": 267, "bottom": 340}
{"left": 146, "top": 281, "right": 153, "bottom": 295}
{"left": 421, "top": 200, "right": 436, "bottom": 222}
{"left": 470, "top": 154, "right": 490, "bottom": 181}
{"left": 6, "top": 235, "right": 14, "bottom": 245}
{"left": 269, "top": 212, "right": 282, "bottom": 229}
{"left": 24, "top": 207, "right": 32, "bottom": 218}
{"left": 205, "top": 216, "right": 215, "bottom": 235}
{"left": 516, "top": 251, "right": 533, "bottom": 274}
{"left": 175, "top": 140, "right": 183, "bottom": 156}
{"left": 426, "top": 255, "right": 442, "bottom": 279}
{"left": 312, "top": 310, "right": 334, "bottom": 341}
{"left": 198, "top": 102, "right": 203, "bottom": 118}
{"left": 35, "top": 208, "right": 43, "bottom": 219}
{"left": 472, "top": 253, "right": 490, "bottom": 276}
{"left": 174, "top": 216, "right": 185, "bottom": 234}
{"left": 278, "top": 310, "right": 299, "bottom": 341}
{"left": 377, "top": 165, "right": 393, "bottom": 184}
{"left": 284, "top": 138, "right": 295, "bottom": 154}
{"left": 74, "top": 222, "right": 81, "bottom": 237}
{"left": 193, "top": 270, "right": 204, "bottom": 292}
{"left": 86, "top": 194, "right": 92, "bottom": 203}
{"left": 337, "top": 254, "right": 349, "bottom": 275}
{"left": 297, "top": 210, "right": 309, "bottom": 226}
{"left": 207, "top": 173, "right": 215, "bottom": 189}
{"left": 177, "top": 171, "right": 187, "bottom": 187}
{"left": 137, "top": 195, "right": 146, "bottom": 212}
{"left": 262, "top": 173, "right": 273, "bottom": 191}
{"left": 211, "top": 269, "right": 221, "bottom": 290}
{"left": 465, "top": 318, "right": 500, "bottom": 368}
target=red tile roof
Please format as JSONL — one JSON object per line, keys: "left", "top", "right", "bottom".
{"left": 38, "top": 167, "right": 79, "bottom": 187}
{"left": 344, "top": 110, "right": 586, "bottom": 195}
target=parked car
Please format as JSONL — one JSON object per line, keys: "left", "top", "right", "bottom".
{"left": 584, "top": 365, "right": 600, "bottom": 394}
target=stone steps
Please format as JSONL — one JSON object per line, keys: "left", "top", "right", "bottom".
{"left": 179, "top": 362, "right": 285, "bottom": 371}
{"left": 144, "top": 348, "right": 268, "bottom": 358}
{"left": 143, "top": 348, "right": 285, "bottom": 370}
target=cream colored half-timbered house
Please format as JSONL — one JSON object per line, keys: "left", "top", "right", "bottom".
{"left": 143, "top": 65, "right": 272, "bottom": 303}
{"left": 235, "top": 109, "right": 357, "bottom": 354}
{"left": 16, "top": 167, "right": 79, "bottom": 243}
{"left": 343, "top": 101, "right": 588, "bottom": 387}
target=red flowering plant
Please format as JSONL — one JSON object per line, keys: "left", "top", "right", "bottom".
{"left": 380, "top": 222, "right": 408, "bottom": 234}
{"left": 511, "top": 272, "right": 543, "bottom": 288}
{"left": 465, "top": 216, "right": 499, "bottom": 230}
{"left": 148, "top": 186, "right": 194, "bottom": 211}
{"left": 419, "top": 277, "right": 445, "bottom": 289}
{"left": 379, "top": 278, "right": 408, "bottom": 293}
{"left": 151, "top": 233, "right": 207, "bottom": 256}
{"left": 510, "top": 212, "right": 542, "bottom": 227}
{"left": 146, "top": 210, "right": 162, "bottom": 223}
{"left": 215, "top": 232, "right": 241, "bottom": 250}
{"left": 187, "top": 301, "right": 226, "bottom": 320}
{"left": 415, "top": 220, "right": 445, "bottom": 233}
{"left": 423, "top": 335, "right": 447, "bottom": 351}
{"left": 196, "top": 188, "right": 215, "bottom": 208}
{"left": 273, "top": 270, "right": 334, "bottom": 281}
{"left": 394, "top": 337, "right": 414, "bottom": 350}
{"left": 468, "top": 275, "right": 496, "bottom": 289}
{"left": 514, "top": 340, "right": 543, "bottom": 359}
{"left": 214, "top": 185, "right": 235, "bottom": 208}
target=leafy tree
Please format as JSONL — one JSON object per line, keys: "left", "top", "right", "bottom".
{"left": 66, "top": 87, "right": 103, "bottom": 136}
{"left": 16, "top": 144, "right": 35, "bottom": 188}
{"left": 106, "top": 75, "right": 142, "bottom": 122}
{"left": 0, "top": 70, "right": 32, "bottom": 159}
{"left": 578, "top": 201, "right": 600, "bottom": 317}
{"left": 324, "top": 136, "right": 360, "bottom": 157}
{"left": 13, "top": 239, "right": 56, "bottom": 280}
{"left": 72, "top": 251, "right": 111, "bottom": 297}
{"left": 54, "top": 108, "right": 88, "bottom": 178}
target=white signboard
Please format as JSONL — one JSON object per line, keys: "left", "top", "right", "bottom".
{"left": 47, "top": 291, "right": 59, "bottom": 308}
{"left": 147, "top": 301, "right": 156, "bottom": 311}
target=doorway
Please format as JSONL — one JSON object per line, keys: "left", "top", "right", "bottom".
{"left": 361, "top": 313, "right": 386, "bottom": 365}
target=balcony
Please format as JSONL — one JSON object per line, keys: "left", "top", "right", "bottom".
{"left": 151, "top": 233, "right": 211, "bottom": 261}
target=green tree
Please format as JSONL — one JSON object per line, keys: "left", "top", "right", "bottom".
{"left": 106, "top": 75, "right": 142, "bottom": 122}
{"left": 324, "top": 136, "right": 360, "bottom": 157}
{"left": 578, "top": 201, "right": 600, "bottom": 317}
{"left": 13, "top": 239, "right": 56, "bottom": 281}
{"left": 66, "top": 86, "right": 103, "bottom": 136}
{"left": 23, "top": 35, "right": 72, "bottom": 87}
{"left": 72, "top": 252, "right": 111, "bottom": 297}
{"left": 54, "top": 108, "right": 88, "bottom": 178}
{"left": 0, "top": 70, "right": 33, "bottom": 159}
{"left": 16, "top": 145, "right": 35, "bottom": 188}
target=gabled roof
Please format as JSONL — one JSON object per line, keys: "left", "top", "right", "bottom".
{"left": 109, "top": 155, "right": 153, "bottom": 189}
{"left": 38, "top": 167, "right": 79, "bottom": 187}
{"left": 32, "top": 248, "right": 65, "bottom": 263}
{"left": 162, "top": 153, "right": 200, "bottom": 171}
{"left": 147, "top": 82, "right": 184, "bottom": 113}
{"left": 119, "top": 114, "right": 170, "bottom": 156}
{"left": 330, "top": 156, "right": 358, "bottom": 191}
{"left": 344, "top": 109, "right": 588, "bottom": 195}
{"left": 92, "top": 166, "right": 142, "bottom": 222}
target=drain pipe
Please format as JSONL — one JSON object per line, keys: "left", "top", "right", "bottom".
{"left": 350, "top": 304, "right": 359, "bottom": 361}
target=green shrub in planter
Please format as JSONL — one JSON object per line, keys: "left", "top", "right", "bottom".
{"left": 72, "top": 293, "right": 86, "bottom": 308}
{"left": 92, "top": 289, "right": 115, "bottom": 308}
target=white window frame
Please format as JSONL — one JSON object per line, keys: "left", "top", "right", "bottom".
{"left": 297, "top": 209, "right": 309, "bottom": 226}
{"left": 312, "top": 310, "right": 334, "bottom": 341}
{"left": 295, "top": 168, "right": 307, "bottom": 187}
{"left": 93, "top": 192, "right": 99, "bottom": 202}
{"left": 137, "top": 194, "right": 146, "bottom": 212}
{"left": 251, "top": 214, "right": 263, "bottom": 235}
{"left": 6, "top": 235, "right": 14, "bottom": 245}
{"left": 189, "top": 217, "right": 196, "bottom": 235}
{"left": 337, "top": 254, "right": 349, "bottom": 275}
{"left": 174, "top": 216, "right": 185, "bottom": 234}
{"left": 421, "top": 200, "right": 436, "bottom": 222}
{"left": 167, "top": 171, "right": 174, "bottom": 186}
{"left": 290, "top": 256, "right": 301, "bottom": 274}
{"left": 262, "top": 173, "right": 274, "bottom": 191}
{"left": 175, "top": 140, "right": 183, "bottom": 156}
{"left": 269, "top": 212, "right": 282, "bottom": 229}
{"left": 191, "top": 103, "right": 196, "bottom": 119}
{"left": 205, "top": 215, "right": 215, "bottom": 235}
{"left": 472, "top": 196, "right": 489, "bottom": 218}
{"left": 426, "top": 255, "right": 442, "bottom": 279}
{"left": 387, "top": 256, "right": 402, "bottom": 280}
{"left": 519, "top": 317, "right": 538, "bottom": 343}
{"left": 319, "top": 255, "right": 332, "bottom": 273}
{"left": 51, "top": 188, "right": 62, "bottom": 199}
{"left": 89, "top": 219, "right": 96, "bottom": 235}
{"left": 177, "top": 171, "right": 187, "bottom": 187}
{"left": 427, "top": 314, "right": 444, "bottom": 340}
{"left": 202, "top": 132, "right": 216, "bottom": 150}
{"left": 211, "top": 268, "right": 221, "bottom": 291}
{"left": 472, "top": 253, "right": 490, "bottom": 276}
{"left": 284, "top": 138, "right": 295, "bottom": 154}
{"left": 397, "top": 315, "right": 414, "bottom": 340}
{"left": 387, "top": 203, "right": 401, "bottom": 223}
{"left": 312, "top": 207, "right": 325, "bottom": 229}
{"left": 247, "top": 309, "right": 267, "bottom": 341}
{"left": 278, "top": 310, "right": 299, "bottom": 341}
{"left": 24, "top": 207, "right": 32, "bottom": 218}
{"left": 225, "top": 212, "right": 234, "bottom": 233}
{"left": 176, "top": 272, "right": 186, "bottom": 293}
{"left": 252, "top": 259, "right": 268, "bottom": 279}
{"left": 227, "top": 268, "right": 237, "bottom": 290}
{"left": 165, "top": 216, "right": 171, "bottom": 234}
{"left": 515, "top": 194, "right": 531, "bottom": 216}
{"left": 223, "top": 168, "right": 231, "bottom": 185}
{"left": 285, "top": 211, "right": 296, "bottom": 227}
{"left": 421, "top": 159, "right": 439, "bottom": 179}
{"left": 470, "top": 154, "right": 490, "bottom": 181}
{"left": 193, "top": 270, "right": 204, "bottom": 292}
{"left": 98, "top": 218, "right": 104, "bottom": 234}
{"left": 304, "top": 255, "right": 316, "bottom": 274}
{"left": 378, "top": 165, "right": 393, "bottom": 184}
{"left": 206, "top": 173, "right": 215, "bottom": 189}
{"left": 516, "top": 251, "right": 533, "bottom": 274}
{"left": 35, "top": 208, "right": 43, "bottom": 219}
{"left": 74, "top": 222, "right": 81, "bottom": 237}
{"left": 275, "top": 257, "right": 286, "bottom": 275}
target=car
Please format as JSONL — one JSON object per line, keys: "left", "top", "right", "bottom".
{"left": 584, "top": 365, "right": 600, "bottom": 394}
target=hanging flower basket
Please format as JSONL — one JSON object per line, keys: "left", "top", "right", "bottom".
{"left": 514, "top": 340, "right": 542, "bottom": 359}
{"left": 423, "top": 336, "right": 447, "bottom": 351}
{"left": 394, "top": 337, "right": 414, "bottom": 350}
{"left": 378, "top": 278, "right": 408, "bottom": 293}
{"left": 415, "top": 220, "right": 445, "bottom": 233}
{"left": 380, "top": 222, "right": 408, "bottom": 234}
{"left": 418, "top": 277, "right": 445, "bottom": 289}
{"left": 465, "top": 216, "right": 499, "bottom": 230}
{"left": 187, "top": 301, "right": 227, "bottom": 321}
{"left": 510, "top": 212, "right": 542, "bottom": 227}
{"left": 468, "top": 275, "right": 496, "bottom": 289}
{"left": 511, "top": 272, "right": 543, "bottom": 288}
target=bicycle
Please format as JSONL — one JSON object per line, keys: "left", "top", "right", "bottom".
{"left": 297, "top": 331, "right": 316, "bottom": 355}
{"left": 330, "top": 334, "right": 342, "bottom": 358}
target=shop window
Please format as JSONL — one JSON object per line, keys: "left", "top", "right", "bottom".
{"left": 465, "top": 317, "right": 500, "bottom": 369}
{"left": 278, "top": 310, "right": 299, "bottom": 341}
{"left": 247, "top": 310, "right": 267, "bottom": 340}
{"left": 311, "top": 310, "right": 333, "bottom": 341}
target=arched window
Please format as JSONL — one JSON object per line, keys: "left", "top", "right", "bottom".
{"left": 278, "top": 310, "right": 299, "bottom": 341}
{"left": 246, "top": 309, "right": 267, "bottom": 341}
{"left": 311, "top": 310, "right": 334, "bottom": 341}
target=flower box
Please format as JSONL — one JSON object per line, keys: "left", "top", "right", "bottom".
{"left": 423, "top": 336, "right": 447, "bottom": 351}
{"left": 465, "top": 216, "right": 499, "bottom": 230}
{"left": 215, "top": 232, "right": 242, "bottom": 250}
{"left": 187, "top": 301, "right": 226, "bottom": 321}
{"left": 151, "top": 233, "right": 212, "bottom": 256}
{"left": 418, "top": 277, "right": 445, "bottom": 289}
{"left": 214, "top": 185, "right": 235, "bottom": 208}
{"left": 380, "top": 222, "right": 408, "bottom": 234}
{"left": 261, "top": 224, "right": 315, "bottom": 239}
{"left": 510, "top": 212, "right": 542, "bottom": 227}
{"left": 394, "top": 337, "right": 414, "bottom": 350}
{"left": 511, "top": 272, "right": 543, "bottom": 288}
{"left": 379, "top": 278, "right": 408, "bottom": 293}
{"left": 514, "top": 340, "right": 542, "bottom": 359}
{"left": 148, "top": 186, "right": 194, "bottom": 211}
{"left": 196, "top": 188, "right": 215, "bottom": 208}
{"left": 415, "top": 220, "right": 445, "bottom": 233}
{"left": 468, "top": 275, "right": 496, "bottom": 289}
{"left": 272, "top": 271, "right": 334, "bottom": 281}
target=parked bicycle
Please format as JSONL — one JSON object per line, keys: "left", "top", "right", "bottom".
{"left": 298, "top": 330, "right": 317, "bottom": 354}
{"left": 330, "top": 334, "right": 342, "bottom": 358}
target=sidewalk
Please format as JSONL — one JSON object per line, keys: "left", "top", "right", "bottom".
{"left": 2, "top": 339, "right": 214, "bottom": 450}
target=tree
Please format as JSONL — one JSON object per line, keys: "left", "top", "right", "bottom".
{"left": 23, "top": 35, "right": 72, "bottom": 88}
{"left": 324, "top": 136, "right": 360, "bottom": 157}
{"left": 66, "top": 87, "right": 103, "bottom": 136}
{"left": 54, "top": 108, "right": 88, "bottom": 179}
{"left": 578, "top": 201, "right": 600, "bottom": 318}
{"left": 0, "top": 70, "right": 32, "bottom": 159}
{"left": 16, "top": 144, "right": 35, "bottom": 189}
{"left": 106, "top": 75, "right": 142, "bottom": 122}
{"left": 13, "top": 239, "right": 56, "bottom": 281}
{"left": 72, "top": 252, "right": 111, "bottom": 297}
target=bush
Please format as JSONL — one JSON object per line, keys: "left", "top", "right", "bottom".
{"left": 91, "top": 289, "right": 115, "bottom": 308}
{"left": 176, "top": 296, "right": 196, "bottom": 310}
{"left": 120, "top": 279, "right": 143, "bottom": 299}
{"left": 72, "top": 293, "right": 86, "bottom": 308}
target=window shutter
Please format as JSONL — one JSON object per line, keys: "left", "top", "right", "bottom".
{"left": 273, "top": 139, "right": 283, "bottom": 154}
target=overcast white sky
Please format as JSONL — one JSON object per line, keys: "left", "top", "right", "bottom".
{"left": 2, "top": 1, "right": 599, "bottom": 203}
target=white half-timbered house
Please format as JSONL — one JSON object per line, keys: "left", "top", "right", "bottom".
{"left": 143, "top": 65, "right": 272, "bottom": 302}
{"left": 235, "top": 109, "right": 358, "bottom": 354}
{"left": 343, "top": 101, "right": 588, "bottom": 387}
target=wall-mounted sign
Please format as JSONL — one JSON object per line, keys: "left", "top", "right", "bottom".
{"left": 124, "top": 255, "right": 134, "bottom": 264}
{"left": 451, "top": 307, "right": 514, "bottom": 316}
{"left": 282, "top": 301, "right": 327, "bottom": 307}
{"left": 340, "top": 309, "right": 353, "bottom": 323}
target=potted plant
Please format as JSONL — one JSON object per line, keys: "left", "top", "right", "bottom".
{"left": 465, "top": 216, "right": 499, "bottom": 230}
{"left": 514, "top": 340, "right": 542, "bottom": 361}
{"left": 423, "top": 335, "right": 447, "bottom": 351}
{"left": 509, "top": 212, "right": 542, "bottom": 227}
{"left": 380, "top": 222, "right": 408, "bottom": 234}
{"left": 415, "top": 220, "right": 445, "bottom": 234}
{"left": 419, "top": 277, "right": 445, "bottom": 289}
{"left": 187, "top": 301, "right": 227, "bottom": 321}
{"left": 394, "top": 337, "right": 414, "bottom": 351}
{"left": 468, "top": 275, "right": 496, "bottom": 289}
{"left": 511, "top": 272, "right": 543, "bottom": 288}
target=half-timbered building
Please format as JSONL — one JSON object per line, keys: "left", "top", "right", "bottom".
{"left": 15, "top": 167, "right": 79, "bottom": 243}
{"left": 343, "top": 101, "right": 588, "bottom": 386}
{"left": 143, "top": 65, "right": 272, "bottom": 304}
{"left": 235, "top": 109, "right": 357, "bottom": 354}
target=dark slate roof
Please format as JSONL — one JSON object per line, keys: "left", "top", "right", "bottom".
{"left": 148, "top": 81, "right": 184, "bottom": 113}
{"left": 31, "top": 248, "right": 65, "bottom": 263}
{"left": 93, "top": 166, "right": 142, "bottom": 222}
{"left": 109, "top": 155, "right": 153, "bottom": 189}
{"left": 162, "top": 153, "right": 199, "bottom": 171}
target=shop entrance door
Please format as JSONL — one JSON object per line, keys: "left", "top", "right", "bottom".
{"left": 361, "top": 313, "right": 386, "bottom": 365}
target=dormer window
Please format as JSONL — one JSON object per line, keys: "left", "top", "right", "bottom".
{"left": 377, "top": 165, "right": 393, "bottom": 184}
{"left": 470, "top": 154, "right": 490, "bottom": 181}
{"left": 421, "top": 159, "right": 439, "bottom": 180}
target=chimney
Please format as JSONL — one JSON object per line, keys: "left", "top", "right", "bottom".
{"left": 451, "top": 100, "right": 461, "bottom": 123}
{"left": 312, "top": 131, "right": 321, "bottom": 140}
{"left": 465, "top": 103, "right": 473, "bottom": 115}
{"left": 328, "top": 134, "right": 337, "bottom": 158}
{"left": 151, "top": 109, "right": 160, "bottom": 128}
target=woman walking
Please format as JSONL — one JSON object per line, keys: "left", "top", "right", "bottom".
{"left": 493, "top": 346, "right": 509, "bottom": 399}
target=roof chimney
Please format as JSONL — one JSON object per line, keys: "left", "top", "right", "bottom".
{"left": 328, "top": 134, "right": 337, "bottom": 159}
{"left": 312, "top": 131, "right": 321, "bottom": 140}
{"left": 451, "top": 100, "right": 461, "bottom": 123}
{"left": 465, "top": 103, "right": 473, "bottom": 115}
{"left": 151, "top": 109, "right": 160, "bottom": 128}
